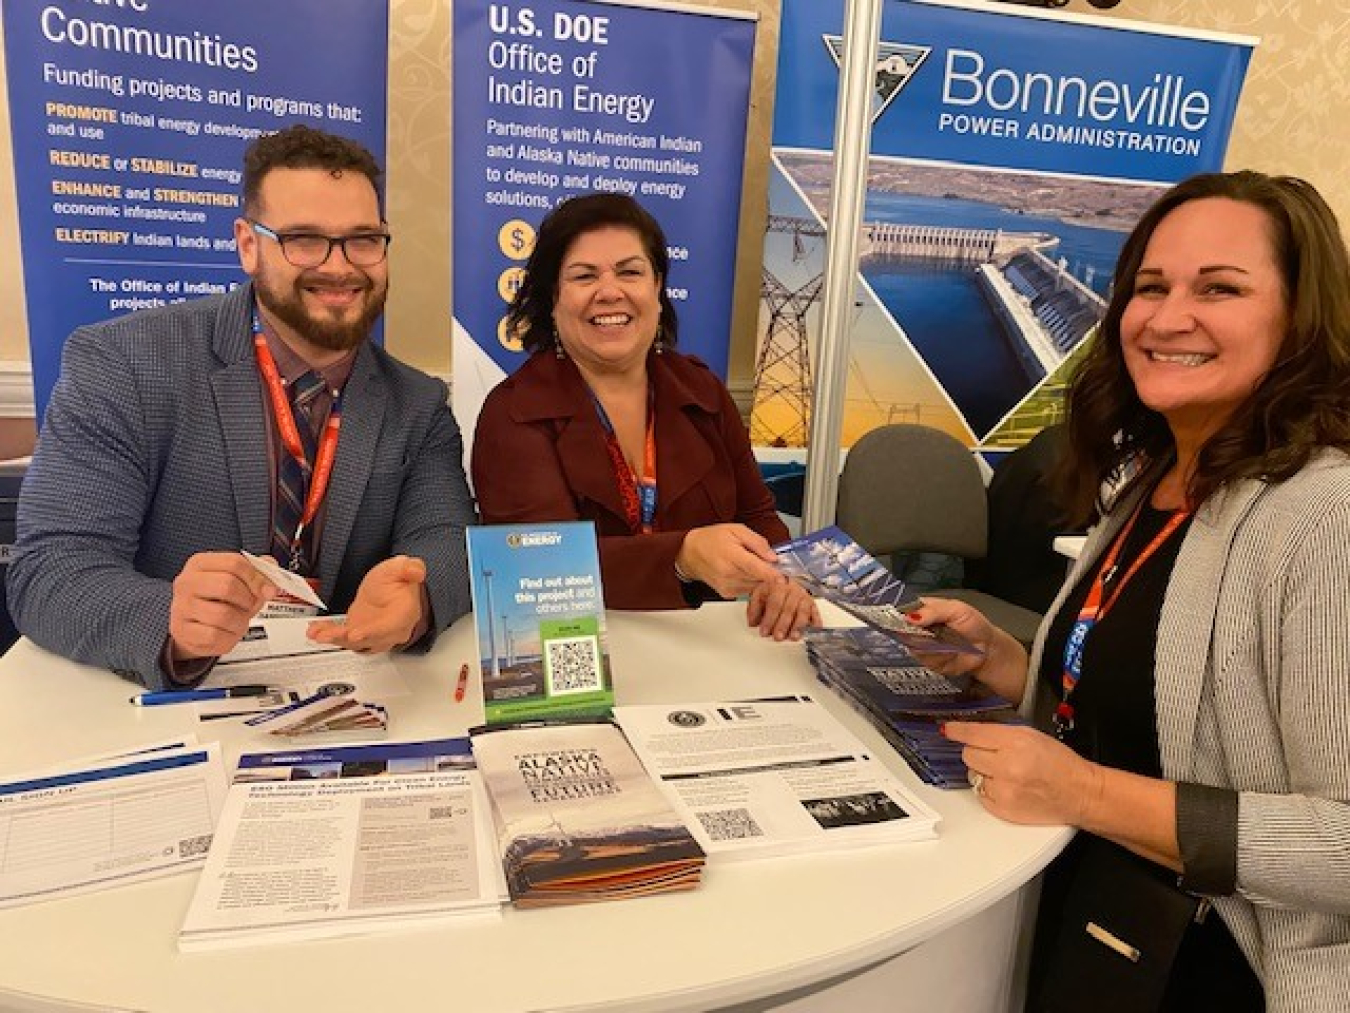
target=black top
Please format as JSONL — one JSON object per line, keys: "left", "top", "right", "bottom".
{"left": 1039, "top": 502, "right": 1191, "bottom": 773}
{"left": 1034, "top": 500, "right": 1264, "bottom": 1009}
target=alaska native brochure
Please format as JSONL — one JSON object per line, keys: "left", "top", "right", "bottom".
{"left": 470, "top": 721, "right": 705, "bottom": 907}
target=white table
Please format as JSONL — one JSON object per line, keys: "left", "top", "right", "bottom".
{"left": 0, "top": 604, "right": 1069, "bottom": 1013}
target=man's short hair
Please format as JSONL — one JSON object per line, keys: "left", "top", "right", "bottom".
{"left": 242, "top": 124, "right": 383, "bottom": 216}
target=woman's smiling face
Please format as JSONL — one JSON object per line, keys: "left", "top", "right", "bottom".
{"left": 552, "top": 225, "right": 662, "bottom": 378}
{"left": 1121, "top": 196, "right": 1289, "bottom": 444}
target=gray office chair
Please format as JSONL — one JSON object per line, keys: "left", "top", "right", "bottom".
{"left": 977, "top": 424, "right": 1082, "bottom": 614}
{"left": 836, "top": 423, "right": 1045, "bottom": 649}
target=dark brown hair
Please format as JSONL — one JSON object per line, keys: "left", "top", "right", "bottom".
{"left": 1058, "top": 170, "right": 1350, "bottom": 524}
{"left": 507, "top": 193, "right": 678, "bottom": 354}
{"left": 242, "top": 124, "right": 383, "bottom": 217}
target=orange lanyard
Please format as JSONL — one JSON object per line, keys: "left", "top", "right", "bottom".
{"left": 1055, "top": 500, "right": 1190, "bottom": 737}
{"left": 592, "top": 386, "right": 658, "bottom": 534}
{"left": 252, "top": 315, "right": 343, "bottom": 559}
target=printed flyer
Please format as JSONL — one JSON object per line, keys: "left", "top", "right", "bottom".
{"left": 179, "top": 739, "right": 502, "bottom": 949}
{"left": 614, "top": 696, "right": 939, "bottom": 860}
{"left": 466, "top": 521, "right": 613, "bottom": 724}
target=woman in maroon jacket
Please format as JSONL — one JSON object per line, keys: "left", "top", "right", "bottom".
{"left": 472, "top": 194, "right": 817, "bottom": 639}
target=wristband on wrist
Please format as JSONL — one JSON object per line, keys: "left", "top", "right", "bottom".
{"left": 674, "top": 560, "right": 694, "bottom": 583}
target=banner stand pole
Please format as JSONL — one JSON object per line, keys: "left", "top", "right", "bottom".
{"left": 801, "top": 0, "right": 882, "bottom": 532}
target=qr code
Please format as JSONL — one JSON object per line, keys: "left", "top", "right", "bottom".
{"left": 544, "top": 635, "right": 601, "bottom": 695}
{"left": 697, "top": 808, "right": 764, "bottom": 842}
{"left": 178, "top": 833, "right": 213, "bottom": 859}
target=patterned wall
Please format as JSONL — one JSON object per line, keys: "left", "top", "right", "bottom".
{"left": 1090, "top": 0, "right": 1350, "bottom": 231}
{"left": 386, "top": 0, "right": 452, "bottom": 375}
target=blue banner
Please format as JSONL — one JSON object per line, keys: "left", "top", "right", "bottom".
{"left": 775, "top": 0, "right": 1251, "bottom": 182}
{"left": 2, "top": 0, "right": 388, "bottom": 420}
{"left": 452, "top": 0, "right": 756, "bottom": 426}
{"left": 752, "top": 0, "right": 1254, "bottom": 449}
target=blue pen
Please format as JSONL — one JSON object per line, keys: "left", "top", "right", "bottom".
{"left": 130, "top": 685, "right": 276, "bottom": 707}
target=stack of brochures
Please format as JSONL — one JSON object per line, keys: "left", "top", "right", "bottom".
{"left": 614, "top": 696, "right": 940, "bottom": 859}
{"left": 178, "top": 739, "right": 505, "bottom": 950}
{"left": 470, "top": 721, "right": 705, "bottom": 907}
{"left": 804, "top": 627, "right": 1021, "bottom": 789}
{"left": 243, "top": 689, "right": 389, "bottom": 737}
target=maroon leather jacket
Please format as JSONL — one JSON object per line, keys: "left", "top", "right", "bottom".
{"left": 472, "top": 349, "right": 787, "bottom": 609}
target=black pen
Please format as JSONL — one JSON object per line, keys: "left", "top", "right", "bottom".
{"left": 130, "top": 685, "right": 278, "bottom": 707}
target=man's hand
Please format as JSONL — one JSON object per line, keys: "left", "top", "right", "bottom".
{"left": 675, "top": 524, "right": 783, "bottom": 600}
{"left": 308, "top": 555, "right": 429, "bottom": 653}
{"left": 746, "top": 576, "right": 820, "bottom": 641}
{"left": 169, "top": 552, "right": 274, "bottom": 662}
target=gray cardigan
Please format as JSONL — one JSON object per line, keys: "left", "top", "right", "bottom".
{"left": 1026, "top": 450, "right": 1350, "bottom": 1012}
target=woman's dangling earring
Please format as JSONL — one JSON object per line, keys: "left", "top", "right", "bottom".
{"left": 553, "top": 326, "right": 565, "bottom": 359}
{"left": 654, "top": 319, "right": 665, "bottom": 355}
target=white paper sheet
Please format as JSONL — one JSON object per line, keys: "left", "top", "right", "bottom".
{"left": 179, "top": 740, "right": 504, "bottom": 950}
{"left": 0, "top": 742, "right": 228, "bottom": 908}
{"left": 614, "top": 696, "right": 940, "bottom": 861}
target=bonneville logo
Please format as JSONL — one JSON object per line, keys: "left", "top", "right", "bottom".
{"left": 822, "top": 36, "right": 932, "bottom": 123}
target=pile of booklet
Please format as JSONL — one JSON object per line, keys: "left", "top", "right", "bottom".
{"left": 773, "top": 526, "right": 1019, "bottom": 789}
{"left": 470, "top": 721, "right": 705, "bottom": 907}
{"left": 804, "top": 626, "right": 1021, "bottom": 789}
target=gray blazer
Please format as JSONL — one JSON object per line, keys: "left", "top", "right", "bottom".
{"left": 7, "top": 284, "right": 475, "bottom": 688}
{"left": 1027, "top": 451, "right": 1350, "bottom": 1012}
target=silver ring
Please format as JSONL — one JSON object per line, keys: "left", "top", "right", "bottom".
{"left": 969, "top": 771, "right": 986, "bottom": 797}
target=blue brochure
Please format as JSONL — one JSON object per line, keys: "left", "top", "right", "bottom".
{"left": 804, "top": 627, "right": 1020, "bottom": 790}
{"left": 774, "top": 526, "right": 980, "bottom": 655}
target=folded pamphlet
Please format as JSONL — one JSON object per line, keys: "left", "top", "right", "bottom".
{"left": 470, "top": 720, "right": 704, "bottom": 907}
{"left": 774, "top": 526, "right": 981, "bottom": 656}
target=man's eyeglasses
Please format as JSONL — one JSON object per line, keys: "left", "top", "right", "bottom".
{"left": 247, "top": 219, "right": 392, "bottom": 268}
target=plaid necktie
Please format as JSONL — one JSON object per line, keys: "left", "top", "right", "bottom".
{"left": 271, "top": 370, "right": 325, "bottom": 572}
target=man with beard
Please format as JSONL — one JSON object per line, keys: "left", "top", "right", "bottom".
{"left": 6, "top": 125, "right": 475, "bottom": 688}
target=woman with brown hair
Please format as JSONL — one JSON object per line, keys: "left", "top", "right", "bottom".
{"left": 912, "top": 171, "right": 1350, "bottom": 1011}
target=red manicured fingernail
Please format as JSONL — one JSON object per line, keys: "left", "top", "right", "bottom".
{"left": 937, "top": 722, "right": 947, "bottom": 737}
{"left": 905, "top": 611, "right": 922, "bottom": 621}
